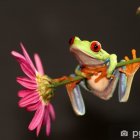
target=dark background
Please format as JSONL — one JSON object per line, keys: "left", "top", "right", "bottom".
{"left": 0, "top": 0, "right": 140, "bottom": 140}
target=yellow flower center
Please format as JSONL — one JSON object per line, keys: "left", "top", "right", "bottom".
{"left": 36, "top": 73, "right": 54, "bottom": 104}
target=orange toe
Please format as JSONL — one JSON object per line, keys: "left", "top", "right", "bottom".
{"left": 132, "top": 49, "right": 136, "bottom": 59}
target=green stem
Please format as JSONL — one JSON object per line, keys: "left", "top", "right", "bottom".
{"left": 116, "top": 58, "right": 140, "bottom": 68}
{"left": 52, "top": 76, "right": 83, "bottom": 88}
{"left": 49, "top": 58, "right": 140, "bottom": 88}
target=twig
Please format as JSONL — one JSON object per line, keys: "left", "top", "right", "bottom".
{"left": 48, "top": 58, "right": 140, "bottom": 88}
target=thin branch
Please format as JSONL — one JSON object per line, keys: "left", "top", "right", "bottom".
{"left": 48, "top": 58, "right": 140, "bottom": 88}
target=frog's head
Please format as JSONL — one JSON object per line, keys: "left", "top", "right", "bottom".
{"left": 69, "top": 36, "right": 110, "bottom": 66}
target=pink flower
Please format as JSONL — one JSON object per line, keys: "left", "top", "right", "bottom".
{"left": 11, "top": 43, "right": 55, "bottom": 136}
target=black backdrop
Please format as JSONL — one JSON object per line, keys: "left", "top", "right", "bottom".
{"left": 0, "top": 0, "right": 140, "bottom": 140}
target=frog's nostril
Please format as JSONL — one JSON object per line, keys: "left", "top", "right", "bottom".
{"left": 69, "top": 37, "right": 75, "bottom": 45}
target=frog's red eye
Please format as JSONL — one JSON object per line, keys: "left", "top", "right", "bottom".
{"left": 90, "top": 41, "right": 101, "bottom": 52}
{"left": 69, "top": 37, "right": 75, "bottom": 45}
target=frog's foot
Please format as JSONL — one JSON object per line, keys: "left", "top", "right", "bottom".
{"left": 81, "top": 68, "right": 98, "bottom": 79}
{"left": 52, "top": 76, "right": 72, "bottom": 83}
{"left": 122, "top": 49, "right": 140, "bottom": 75}
{"left": 52, "top": 75, "right": 80, "bottom": 92}
{"left": 75, "top": 68, "right": 92, "bottom": 79}
{"left": 82, "top": 65, "right": 109, "bottom": 82}
{"left": 118, "top": 49, "right": 140, "bottom": 102}
{"left": 119, "top": 68, "right": 130, "bottom": 76}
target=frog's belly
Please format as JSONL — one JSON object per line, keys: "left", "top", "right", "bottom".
{"left": 87, "top": 73, "right": 110, "bottom": 92}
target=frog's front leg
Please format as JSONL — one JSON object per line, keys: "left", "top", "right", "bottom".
{"left": 107, "top": 54, "right": 117, "bottom": 78}
{"left": 118, "top": 49, "right": 140, "bottom": 102}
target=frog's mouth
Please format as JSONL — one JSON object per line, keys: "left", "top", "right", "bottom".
{"left": 70, "top": 47, "right": 105, "bottom": 66}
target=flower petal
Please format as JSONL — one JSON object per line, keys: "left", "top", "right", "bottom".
{"left": 20, "top": 62, "right": 36, "bottom": 80}
{"left": 12, "top": 50, "right": 36, "bottom": 79}
{"left": 36, "top": 111, "right": 44, "bottom": 136}
{"left": 18, "top": 93, "right": 39, "bottom": 107}
{"left": 11, "top": 51, "right": 26, "bottom": 63}
{"left": 46, "top": 113, "right": 51, "bottom": 136}
{"left": 27, "top": 101, "right": 41, "bottom": 112}
{"left": 48, "top": 103, "right": 55, "bottom": 120}
{"left": 34, "top": 53, "right": 44, "bottom": 75}
{"left": 42, "top": 106, "right": 48, "bottom": 125}
{"left": 20, "top": 43, "right": 37, "bottom": 73}
{"left": 28, "top": 104, "right": 45, "bottom": 131}
{"left": 11, "top": 51, "right": 33, "bottom": 70}
{"left": 18, "top": 89, "right": 36, "bottom": 98}
{"left": 17, "top": 77, "right": 37, "bottom": 89}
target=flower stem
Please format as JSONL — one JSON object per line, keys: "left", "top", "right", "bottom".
{"left": 116, "top": 58, "right": 140, "bottom": 68}
{"left": 49, "top": 58, "right": 140, "bottom": 88}
{"left": 52, "top": 76, "right": 83, "bottom": 88}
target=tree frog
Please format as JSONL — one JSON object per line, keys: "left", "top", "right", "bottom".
{"left": 66, "top": 36, "right": 140, "bottom": 116}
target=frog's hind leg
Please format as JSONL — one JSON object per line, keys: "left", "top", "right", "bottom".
{"left": 118, "top": 65, "right": 128, "bottom": 102}
{"left": 118, "top": 49, "right": 140, "bottom": 102}
{"left": 66, "top": 74, "right": 85, "bottom": 116}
